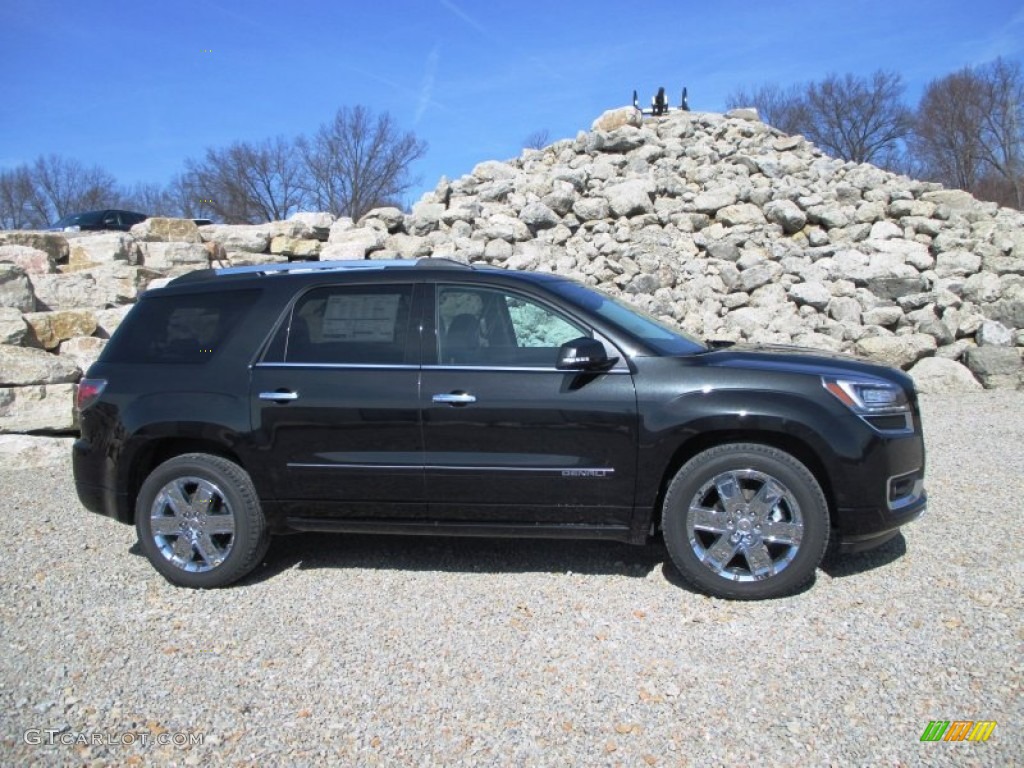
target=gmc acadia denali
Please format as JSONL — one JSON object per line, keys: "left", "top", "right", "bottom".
{"left": 73, "top": 259, "right": 926, "bottom": 599}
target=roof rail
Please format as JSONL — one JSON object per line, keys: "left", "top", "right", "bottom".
{"left": 212, "top": 257, "right": 472, "bottom": 277}
{"left": 168, "top": 257, "right": 476, "bottom": 286}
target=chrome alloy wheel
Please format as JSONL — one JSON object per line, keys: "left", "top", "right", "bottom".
{"left": 148, "top": 476, "right": 236, "bottom": 573}
{"left": 687, "top": 469, "right": 804, "bottom": 582}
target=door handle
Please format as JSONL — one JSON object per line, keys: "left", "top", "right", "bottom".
{"left": 259, "top": 390, "right": 299, "bottom": 402}
{"left": 432, "top": 393, "right": 477, "bottom": 406}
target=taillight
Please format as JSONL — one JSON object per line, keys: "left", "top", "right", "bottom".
{"left": 76, "top": 378, "right": 107, "bottom": 411}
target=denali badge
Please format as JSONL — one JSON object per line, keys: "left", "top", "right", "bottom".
{"left": 561, "top": 469, "right": 613, "bottom": 478}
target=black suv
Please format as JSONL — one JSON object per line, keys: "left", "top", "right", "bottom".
{"left": 49, "top": 209, "right": 148, "bottom": 232}
{"left": 73, "top": 259, "right": 926, "bottom": 599}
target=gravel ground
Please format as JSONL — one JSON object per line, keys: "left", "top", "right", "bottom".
{"left": 0, "top": 392, "right": 1021, "bottom": 767}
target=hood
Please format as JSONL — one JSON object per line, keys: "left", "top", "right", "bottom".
{"left": 697, "top": 341, "right": 914, "bottom": 388}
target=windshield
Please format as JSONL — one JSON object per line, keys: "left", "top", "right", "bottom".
{"left": 549, "top": 280, "right": 706, "bottom": 355}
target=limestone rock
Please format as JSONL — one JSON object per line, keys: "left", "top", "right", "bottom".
{"left": 0, "top": 345, "right": 80, "bottom": 385}
{"left": 855, "top": 334, "right": 937, "bottom": 369}
{"left": 0, "top": 383, "right": 76, "bottom": 433}
{"left": 0, "top": 232, "right": 69, "bottom": 265}
{"left": 964, "top": 346, "right": 1022, "bottom": 389}
{"left": 604, "top": 180, "right": 654, "bottom": 217}
{"left": 198, "top": 224, "right": 271, "bottom": 253}
{"left": 320, "top": 227, "right": 387, "bottom": 260}
{"left": 269, "top": 237, "right": 323, "bottom": 258}
{"left": 764, "top": 199, "right": 806, "bottom": 234}
{"left": 788, "top": 282, "right": 831, "bottom": 310}
{"left": 0, "top": 307, "right": 27, "bottom": 345}
{"left": 0, "top": 264, "right": 35, "bottom": 312}
{"left": 67, "top": 232, "right": 140, "bottom": 268}
{"left": 591, "top": 107, "right": 641, "bottom": 132}
{"left": 289, "top": 211, "right": 336, "bottom": 240}
{"left": 23, "top": 310, "right": 98, "bottom": 350}
{"left": 130, "top": 217, "right": 202, "bottom": 243}
{"left": 907, "top": 357, "right": 982, "bottom": 394}
{"left": 140, "top": 242, "right": 211, "bottom": 270}
{"left": 0, "top": 244, "right": 55, "bottom": 274}
{"left": 976, "top": 320, "right": 1014, "bottom": 347}
{"left": 59, "top": 336, "right": 108, "bottom": 373}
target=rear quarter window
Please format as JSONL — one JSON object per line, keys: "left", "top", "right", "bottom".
{"left": 101, "top": 289, "right": 261, "bottom": 364}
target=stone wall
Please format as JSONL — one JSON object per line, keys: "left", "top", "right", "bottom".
{"left": 1, "top": 108, "right": 1022, "bottom": 452}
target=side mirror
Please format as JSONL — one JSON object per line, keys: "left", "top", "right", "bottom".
{"left": 556, "top": 337, "right": 617, "bottom": 371}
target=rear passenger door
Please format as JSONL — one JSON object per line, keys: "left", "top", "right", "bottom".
{"left": 251, "top": 282, "right": 426, "bottom": 517}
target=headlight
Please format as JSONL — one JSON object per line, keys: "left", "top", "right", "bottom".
{"left": 822, "top": 377, "right": 913, "bottom": 433}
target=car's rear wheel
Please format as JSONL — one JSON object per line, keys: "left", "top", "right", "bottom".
{"left": 662, "top": 443, "right": 829, "bottom": 600}
{"left": 135, "top": 453, "right": 269, "bottom": 588}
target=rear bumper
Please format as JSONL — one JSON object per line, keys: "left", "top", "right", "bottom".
{"left": 73, "top": 437, "right": 130, "bottom": 524}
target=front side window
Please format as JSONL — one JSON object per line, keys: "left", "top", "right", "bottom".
{"left": 283, "top": 284, "right": 413, "bottom": 365}
{"left": 437, "top": 285, "right": 585, "bottom": 367}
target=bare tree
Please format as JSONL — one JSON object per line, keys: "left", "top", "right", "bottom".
{"left": 299, "top": 106, "right": 427, "bottom": 220}
{"left": 912, "top": 69, "right": 986, "bottom": 191}
{"left": 28, "top": 154, "right": 120, "bottom": 224}
{"left": 973, "top": 58, "right": 1023, "bottom": 208}
{"left": 802, "top": 71, "right": 913, "bottom": 165}
{"left": 0, "top": 165, "right": 42, "bottom": 229}
{"left": 523, "top": 129, "right": 551, "bottom": 150}
{"left": 729, "top": 72, "right": 911, "bottom": 168}
{"left": 184, "top": 136, "right": 307, "bottom": 224}
{"left": 726, "top": 83, "right": 808, "bottom": 135}
{"left": 118, "top": 182, "right": 178, "bottom": 217}
{"left": 912, "top": 58, "right": 1024, "bottom": 208}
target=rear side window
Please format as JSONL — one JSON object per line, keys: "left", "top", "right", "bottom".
{"left": 102, "top": 290, "right": 260, "bottom": 364}
{"left": 269, "top": 284, "right": 414, "bottom": 365}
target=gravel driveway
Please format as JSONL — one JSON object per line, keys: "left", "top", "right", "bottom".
{"left": 1, "top": 392, "right": 1021, "bottom": 767}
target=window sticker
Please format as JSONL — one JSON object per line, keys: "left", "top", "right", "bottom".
{"left": 322, "top": 294, "right": 400, "bottom": 342}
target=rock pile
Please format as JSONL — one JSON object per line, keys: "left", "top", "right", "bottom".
{"left": 1, "top": 108, "right": 1022, "bottom": 454}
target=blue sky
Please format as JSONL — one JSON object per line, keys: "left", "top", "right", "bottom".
{"left": 2, "top": 0, "right": 1022, "bottom": 209}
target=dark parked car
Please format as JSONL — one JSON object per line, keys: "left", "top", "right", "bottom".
{"left": 49, "top": 209, "right": 147, "bottom": 232}
{"left": 73, "top": 259, "right": 926, "bottom": 599}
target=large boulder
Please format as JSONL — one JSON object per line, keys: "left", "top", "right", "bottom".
{"left": 964, "top": 346, "right": 1022, "bottom": 389}
{"left": 854, "top": 334, "right": 937, "bottom": 369}
{"left": 591, "top": 106, "right": 641, "bottom": 132}
{"left": 288, "top": 211, "right": 336, "bottom": 241}
{"left": 0, "top": 383, "right": 76, "bottom": 433}
{"left": 0, "top": 264, "right": 35, "bottom": 312}
{"left": 23, "top": 309, "right": 98, "bottom": 350}
{"left": 0, "top": 244, "right": 55, "bottom": 274}
{"left": 603, "top": 180, "right": 654, "bottom": 217}
{"left": 67, "top": 232, "right": 140, "bottom": 268}
{"left": 59, "top": 336, "right": 108, "bottom": 373}
{"left": 0, "top": 232, "right": 69, "bottom": 265}
{"left": 198, "top": 224, "right": 271, "bottom": 253}
{"left": 0, "top": 345, "right": 80, "bottom": 385}
{"left": 319, "top": 228, "right": 386, "bottom": 260}
{"left": 139, "top": 242, "right": 211, "bottom": 270}
{"left": 130, "top": 217, "right": 202, "bottom": 243}
{"left": 0, "top": 307, "right": 27, "bottom": 345}
{"left": 907, "top": 357, "right": 982, "bottom": 394}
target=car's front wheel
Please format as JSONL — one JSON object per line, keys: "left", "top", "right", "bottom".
{"left": 662, "top": 443, "right": 829, "bottom": 600}
{"left": 135, "top": 453, "right": 270, "bottom": 588}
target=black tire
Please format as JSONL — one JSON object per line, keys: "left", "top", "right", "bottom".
{"left": 135, "top": 453, "right": 270, "bottom": 588}
{"left": 662, "top": 443, "right": 829, "bottom": 600}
